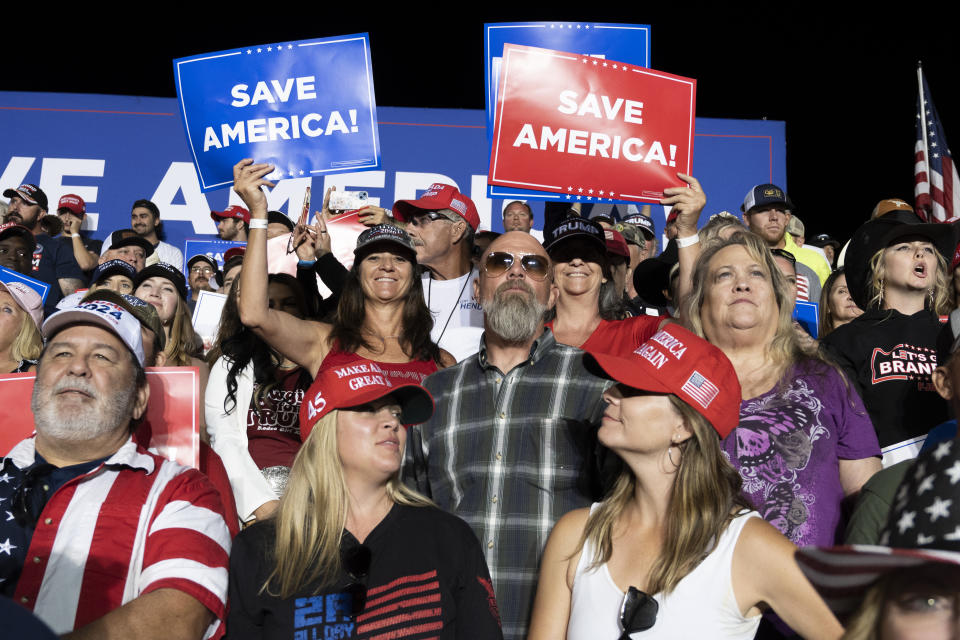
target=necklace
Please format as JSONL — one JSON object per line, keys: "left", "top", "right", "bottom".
{"left": 427, "top": 265, "right": 473, "bottom": 347}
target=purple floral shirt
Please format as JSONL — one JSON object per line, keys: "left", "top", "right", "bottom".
{"left": 722, "top": 362, "right": 880, "bottom": 547}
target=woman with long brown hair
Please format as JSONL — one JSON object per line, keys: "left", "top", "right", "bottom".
{"left": 528, "top": 325, "right": 841, "bottom": 639}
{"left": 233, "top": 160, "right": 453, "bottom": 387}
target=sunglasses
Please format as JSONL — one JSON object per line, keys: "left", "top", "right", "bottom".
{"left": 618, "top": 586, "right": 659, "bottom": 639}
{"left": 482, "top": 251, "right": 550, "bottom": 281}
{"left": 342, "top": 542, "right": 372, "bottom": 618}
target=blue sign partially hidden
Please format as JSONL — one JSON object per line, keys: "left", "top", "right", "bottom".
{"left": 484, "top": 22, "right": 651, "bottom": 143}
{"left": 174, "top": 34, "right": 381, "bottom": 192}
{"left": 0, "top": 265, "right": 51, "bottom": 303}
{"left": 793, "top": 301, "right": 819, "bottom": 339}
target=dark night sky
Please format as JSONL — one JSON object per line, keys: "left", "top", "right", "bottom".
{"left": 4, "top": 7, "right": 957, "bottom": 244}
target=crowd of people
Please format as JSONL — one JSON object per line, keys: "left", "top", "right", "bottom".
{"left": 1, "top": 159, "right": 959, "bottom": 640}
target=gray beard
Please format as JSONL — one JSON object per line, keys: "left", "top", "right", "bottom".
{"left": 484, "top": 282, "right": 547, "bottom": 344}
{"left": 31, "top": 376, "right": 136, "bottom": 441}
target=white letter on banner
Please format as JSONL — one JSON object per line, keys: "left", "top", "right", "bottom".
{"left": 268, "top": 118, "right": 291, "bottom": 140}
{"left": 40, "top": 158, "right": 105, "bottom": 230}
{"left": 302, "top": 114, "right": 323, "bottom": 137}
{"left": 151, "top": 162, "right": 215, "bottom": 234}
{"left": 230, "top": 84, "right": 250, "bottom": 108}
{"left": 296, "top": 76, "right": 317, "bottom": 101}
{"left": 470, "top": 175, "right": 493, "bottom": 232}
{"left": 624, "top": 100, "right": 644, "bottom": 124}
{"left": 270, "top": 79, "right": 294, "bottom": 103}
{"left": 557, "top": 90, "right": 578, "bottom": 115}
{"left": 540, "top": 127, "right": 566, "bottom": 151}
{"left": 322, "top": 172, "right": 385, "bottom": 208}
{"left": 250, "top": 82, "right": 275, "bottom": 106}
{"left": 622, "top": 138, "right": 645, "bottom": 162}
{"left": 228, "top": 177, "right": 312, "bottom": 215}
{"left": 567, "top": 130, "right": 588, "bottom": 155}
{"left": 247, "top": 119, "right": 268, "bottom": 143}
{"left": 325, "top": 112, "right": 350, "bottom": 135}
{"left": 589, "top": 133, "right": 611, "bottom": 158}
{"left": 577, "top": 94, "right": 601, "bottom": 118}
{"left": 394, "top": 172, "right": 458, "bottom": 204}
{"left": 203, "top": 128, "right": 222, "bottom": 151}
{"left": 513, "top": 124, "right": 538, "bottom": 149}
{"left": 0, "top": 156, "right": 35, "bottom": 194}
{"left": 644, "top": 141, "right": 667, "bottom": 165}
{"left": 221, "top": 122, "right": 246, "bottom": 147}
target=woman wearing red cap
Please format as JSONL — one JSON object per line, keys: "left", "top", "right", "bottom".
{"left": 232, "top": 161, "right": 453, "bottom": 397}
{"left": 227, "top": 359, "right": 502, "bottom": 639}
{"left": 528, "top": 325, "right": 841, "bottom": 639}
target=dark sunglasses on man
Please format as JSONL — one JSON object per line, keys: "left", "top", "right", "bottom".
{"left": 481, "top": 251, "right": 550, "bottom": 281}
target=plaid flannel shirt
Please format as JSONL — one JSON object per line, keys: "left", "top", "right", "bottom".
{"left": 405, "top": 329, "right": 609, "bottom": 640}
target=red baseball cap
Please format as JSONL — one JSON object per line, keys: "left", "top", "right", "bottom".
{"left": 392, "top": 183, "right": 480, "bottom": 231}
{"left": 223, "top": 246, "right": 246, "bottom": 262}
{"left": 604, "top": 229, "right": 630, "bottom": 259}
{"left": 57, "top": 194, "right": 86, "bottom": 216}
{"left": 299, "top": 358, "right": 434, "bottom": 441}
{"left": 586, "top": 323, "right": 741, "bottom": 438}
{"left": 0, "top": 222, "right": 37, "bottom": 250}
{"left": 211, "top": 205, "right": 251, "bottom": 224}
{"left": 666, "top": 209, "right": 680, "bottom": 225}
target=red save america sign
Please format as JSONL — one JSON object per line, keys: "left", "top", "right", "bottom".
{"left": 0, "top": 368, "right": 200, "bottom": 468}
{"left": 488, "top": 44, "right": 696, "bottom": 203}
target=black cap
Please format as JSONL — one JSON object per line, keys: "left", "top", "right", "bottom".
{"left": 91, "top": 259, "right": 136, "bottom": 286}
{"left": 0, "top": 222, "right": 37, "bottom": 251}
{"left": 543, "top": 215, "right": 606, "bottom": 254}
{"left": 843, "top": 209, "right": 954, "bottom": 310}
{"left": 109, "top": 230, "right": 155, "bottom": 258}
{"left": 354, "top": 224, "right": 416, "bottom": 260}
{"left": 134, "top": 262, "right": 189, "bottom": 301}
{"left": 809, "top": 234, "right": 841, "bottom": 250}
{"left": 632, "top": 255, "right": 676, "bottom": 307}
{"left": 267, "top": 210, "right": 294, "bottom": 232}
{"left": 741, "top": 183, "right": 794, "bottom": 213}
{"left": 3, "top": 184, "right": 48, "bottom": 211}
{"left": 187, "top": 254, "right": 218, "bottom": 272}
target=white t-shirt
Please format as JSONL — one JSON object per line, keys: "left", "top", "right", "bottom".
{"left": 150, "top": 241, "right": 184, "bottom": 271}
{"left": 422, "top": 268, "right": 483, "bottom": 362}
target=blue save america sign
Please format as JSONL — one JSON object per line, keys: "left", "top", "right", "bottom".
{"left": 173, "top": 34, "right": 381, "bottom": 192}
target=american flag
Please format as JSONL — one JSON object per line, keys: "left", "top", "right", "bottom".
{"left": 681, "top": 371, "right": 719, "bottom": 409}
{"left": 915, "top": 65, "right": 960, "bottom": 222}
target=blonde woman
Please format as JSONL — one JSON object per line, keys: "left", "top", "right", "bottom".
{"left": 529, "top": 325, "right": 841, "bottom": 639}
{"left": 227, "top": 359, "right": 503, "bottom": 639}
{"left": 0, "top": 281, "right": 43, "bottom": 372}
{"left": 821, "top": 211, "right": 953, "bottom": 458}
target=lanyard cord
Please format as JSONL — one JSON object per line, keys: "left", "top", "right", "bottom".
{"left": 427, "top": 265, "right": 473, "bottom": 346}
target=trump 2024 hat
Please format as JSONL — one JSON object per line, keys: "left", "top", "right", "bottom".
{"left": 354, "top": 224, "right": 416, "bottom": 260}
{"left": 392, "top": 183, "right": 480, "bottom": 231}
{"left": 42, "top": 299, "right": 145, "bottom": 367}
{"left": 586, "top": 323, "right": 741, "bottom": 437}
{"left": 299, "top": 358, "right": 434, "bottom": 441}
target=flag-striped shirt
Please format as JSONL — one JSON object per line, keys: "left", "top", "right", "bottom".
{"left": 2, "top": 437, "right": 231, "bottom": 638}
{"left": 405, "top": 329, "right": 609, "bottom": 640}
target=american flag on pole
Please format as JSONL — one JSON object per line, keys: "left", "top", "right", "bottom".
{"left": 681, "top": 371, "right": 719, "bottom": 409}
{"left": 915, "top": 64, "right": 960, "bottom": 222}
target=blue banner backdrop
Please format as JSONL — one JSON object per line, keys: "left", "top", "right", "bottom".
{"left": 174, "top": 33, "right": 380, "bottom": 192}
{"left": 0, "top": 91, "right": 785, "bottom": 258}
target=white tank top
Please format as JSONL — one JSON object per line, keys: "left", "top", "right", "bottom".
{"left": 566, "top": 506, "right": 762, "bottom": 640}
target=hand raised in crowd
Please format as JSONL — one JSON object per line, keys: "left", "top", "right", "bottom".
{"left": 63, "top": 215, "right": 82, "bottom": 236}
{"left": 293, "top": 210, "right": 332, "bottom": 260}
{"left": 661, "top": 172, "right": 706, "bottom": 237}
{"left": 232, "top": 159, "right": 276, "bottom": 214}
{"left": 357, "top": 205, "right": 393, "bottom": 227}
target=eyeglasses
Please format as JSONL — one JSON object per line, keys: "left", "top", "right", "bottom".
{"left": 482, "top": 251, "right": 549, "bottom": 280}
{"left": 409, "top": 211, "right": 455, "bottom": 227}
{"left": 189, "top": 266, "right": 215, "bottom": 275}
{"left": 342, "top": 542, "right": 371, "bottom": 618}
{"left": 618, "top": 586, "right": 659, "bottom": 639}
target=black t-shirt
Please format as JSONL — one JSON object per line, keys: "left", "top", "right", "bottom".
{"left": 228, "top": 504, "right": 503, "bottom": 640}
{"left": 820, "top": 308, "right": 948, "bottom": 448}
{"left": 30, "top": 233, "right": 85, "bottom": 315}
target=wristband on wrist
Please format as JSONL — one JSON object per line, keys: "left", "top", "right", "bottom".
{"left": 249, "top": 219, "right": 268, "bottom": 230}
{"left": 676, "top": 234, "right": 700, "bottom": 248}
{"left": 65, "top": 233, "right": 78, "bottom": 238}
{"left": 297, "top": 258, "right": 317, "bottom": 268}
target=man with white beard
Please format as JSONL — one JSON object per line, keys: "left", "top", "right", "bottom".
{"left": 0, "top": 300, "right": 231, "bottom": 639}
{"left": 404, "top": 231, "right": 610, "bottom": 640}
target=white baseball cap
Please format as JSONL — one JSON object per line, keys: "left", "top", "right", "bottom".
{"left": 42, "top": 299, "right": 145, "bottom": 366}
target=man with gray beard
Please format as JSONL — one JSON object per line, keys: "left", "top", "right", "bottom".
{"left": 0, "top": 300, "right": 231, "bottom": 638}
{"left": 404, "top": 231, "right": 611, "bottom": 640}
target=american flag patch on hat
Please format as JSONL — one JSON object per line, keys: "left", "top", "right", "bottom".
{"left": 682, "top": 371, "right": 719, "bottom": 408}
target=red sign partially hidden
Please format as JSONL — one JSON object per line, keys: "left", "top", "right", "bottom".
{"left": 0, "top": 367, "right": 200, "bottom": 468}
{"left": 488, "top": 44, "right": 696, "bottom": 203}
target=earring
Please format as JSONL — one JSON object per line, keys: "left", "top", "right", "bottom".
{"left": 667, "top": 439, "right": 682, "bottom": 468}
{"left": 878, "top": 278, "right": 884, "bottom": 307}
